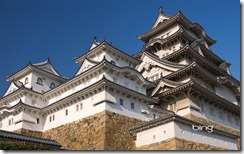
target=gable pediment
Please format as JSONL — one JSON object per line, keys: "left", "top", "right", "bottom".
{"left": 152, "top": 13, "right": 171, "bottom": 29}
{"left": 75, "top": 58, "right": 97, "bottom": 76}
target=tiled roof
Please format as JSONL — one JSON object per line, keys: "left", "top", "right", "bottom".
{"left": 0, "top": 130, "right": 61, "bottom": 147}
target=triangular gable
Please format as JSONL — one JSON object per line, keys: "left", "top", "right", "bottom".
{"left": 137, "top": 52, "right": 185, "bottom": 73}
{"left": 151, "top": 12, "right": 171, "bottom": 29}
{"left": 89, "top": 41, "right": 100, "bottom": 51}
{"left": 33, "top": 60, "right": 61, "bottom": 76}
{"left": 151, "top": 79, "right": 181, "bottom": 96}
{"left": 75, "top": 58, "right": 97, "bottom": 76}
{"left": 3, "top": 81, "right": 20, "bottom": 97}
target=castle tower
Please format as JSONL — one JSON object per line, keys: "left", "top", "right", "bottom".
{"left": 132, "top": 7, "right": 240, "bottom": 150}
{"left": 0, "top": 7, "right": 240, "bottom": 150}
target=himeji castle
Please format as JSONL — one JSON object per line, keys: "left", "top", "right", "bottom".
{"left": 0, "top": 7, "right": 240, "bottom": 150}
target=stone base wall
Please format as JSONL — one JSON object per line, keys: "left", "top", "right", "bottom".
{"left": 11, "top": 112, "right": 240, "bottom": 150}
{"left": 42, "top": 111, "right": 107, "bottom": 150}
{"left": 43, "top": 110, "right": 142, "bottom": 150}
{"left": 137, "top": 137, "right": 229, "bottom": 150}
{"left": 103, "top": 111, "right": 142, "bottom": 150}
{"left": 13, "top": 110, "right": 142, "bottom": 150}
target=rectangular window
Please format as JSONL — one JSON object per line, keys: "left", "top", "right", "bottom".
{"left": 131, "top": 102, "right": 135, "bottom": 110}
{"left": 49, "top": 116, "right": 52, "bottom": 122}
{"left": 37, "top": 118, "right": 40, "bottom": 124}
{"left": 76, "top": 105, "right": 79, "bottom": 112}
{"left": 9, "top": 120, "right": 11, "bottom": 126}
{"left": 65, "top": 109, "right": 68, "bottom": 116}
{"left": 80, "top": 103, "right": 83, "bottom": 110}
{"left": 124, "top": 82, "right": 129, "bottom": 88}
{"left": 119, "top": 98, "right": 124, "bottom": 106}
{"left": 53, "top": 115, "right": 55, "bottom": 121}
{"left": 113, "top": 78, "right": 117, "bottom": 84}
{"left": 31, "top": 100, "right": 36, "bottom": 106}
{"left": 153, "top": 114, "right": 156, "bottom": 119}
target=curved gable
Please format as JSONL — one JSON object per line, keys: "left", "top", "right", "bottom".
{"left": 75, "top": 58, "right": 98, "bottom": 76}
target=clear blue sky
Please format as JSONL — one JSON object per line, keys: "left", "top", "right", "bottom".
{"left": 0, "top": 0, "right": 240, "bottom": 96}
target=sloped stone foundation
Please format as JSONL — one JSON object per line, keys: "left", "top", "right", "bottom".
{"left": 14, "top": 110, "right": 142, "bottom": 150}
{"left": 13, "top": 111, "right": 239, "bottom": 150}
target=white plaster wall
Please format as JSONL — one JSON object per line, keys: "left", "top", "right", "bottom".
{"left": 174, "top": 122, "right": 237, "bottom": 150}
{"left": 215, "top": 85, "right": 238, "bottom": 105}
{"left": 1, "top": 112, "right": 23, "bottom": 131}
{"left": 25, "top": 96, "right": 45, "bottom": 108}
{"left": 155, "top": 41, "right": 183, "bottom": 59}
{"left": 176, "top": 104, "right": 239, "bottom": 131}
{"left": 48, "top": 73, "right": 103, "bottom": 105}
{"left": 135, "top": 121, "right": 237, "bottom": 150}
{"left": 21, "top": 111, "right": 43, "bottom": 131}
{"left": 19, "top": 73, "right": 32, "bottom": 89}
{"left": 89, "top": 50, "right": 136, "bottom": 68}
{"left": 105, "top": 71, "right": 146, "bottom": 95}
{"left": 135, "top": 122, "right": 175, "bottom": 147}
{"left": 31, "top": 72, "right": 61, "bottom": 93}
{"left": 104, "top": 91, "right": 158, "bottom": 121}
{"left": 153, "top": 24, "right": 180, "bottom": 40}
{"left": 43, "top": 91, "right": 106, "bottom": 131}
{"left": 190, "top": 106, "right": 239, "bottom": 131}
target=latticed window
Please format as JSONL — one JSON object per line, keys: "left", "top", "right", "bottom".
{"left": 153, "top": 114, "right": 156, "bottom": 119}
{"left": 50, "top": 82, "right": 55, "bottom": 89}
{"left": 80, "top": 103, "right": 83, "bottom": 110}
{"left": 131, "top": 102, "right": 135, "bottom": 109}
{"left": 119, "top": 98, "right": 123, "bottom": 106}
{"left": 37, "top": 77, "right": 43, "bottom": 85}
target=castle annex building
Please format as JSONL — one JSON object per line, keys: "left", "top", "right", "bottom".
{"left": 0, "top": 8, "right": 240, "bottom": 150}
